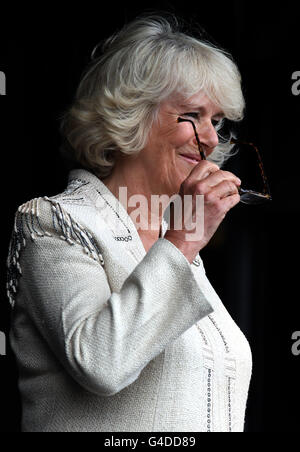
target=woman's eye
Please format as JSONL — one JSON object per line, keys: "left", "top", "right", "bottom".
{"left": 183, "top": 112, "right": 200, "bottom": 119}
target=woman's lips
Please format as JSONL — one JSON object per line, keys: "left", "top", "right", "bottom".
{"left": 179, "top": 154, "right": 201, "bottom": 164}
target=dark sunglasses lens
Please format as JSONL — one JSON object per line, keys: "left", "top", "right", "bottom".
{"left": 239, "top": 188, "right": 272, "bottom": 205}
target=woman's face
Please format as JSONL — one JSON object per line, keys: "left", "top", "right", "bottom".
{"left": 139, "top": 91, "right": 225, "bottom": 196}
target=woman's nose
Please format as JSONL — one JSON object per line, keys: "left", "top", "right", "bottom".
{"left": 193, "top": 121, "right": 219, "bottom": 150}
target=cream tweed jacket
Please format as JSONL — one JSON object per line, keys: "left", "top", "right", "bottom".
{"left": 6, "top": 168, "right": 252, "bottom": 432}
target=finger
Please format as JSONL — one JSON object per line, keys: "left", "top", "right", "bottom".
{"left": 222, "top": 193, "right": 241, "bottom": 212}
{"left": 204, "top": 170, "right": 241, "bottom": 188}
{"left": 188, "top": 160, "right": 220, "bottom": 182}
{"left": 206, "top": 180, "right": 239, "bottom": 202}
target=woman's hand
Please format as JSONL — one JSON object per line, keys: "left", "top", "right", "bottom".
{"left": 164, "top": 161, "right": 241, "bottom": 263}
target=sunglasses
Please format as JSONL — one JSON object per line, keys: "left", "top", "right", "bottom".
{"left": 177, "top": 117, "right": 272, "bottom": 205}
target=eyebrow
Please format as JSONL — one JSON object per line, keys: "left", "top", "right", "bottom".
{"left": 179, "top": 104, "right": 225, "bottom": 118}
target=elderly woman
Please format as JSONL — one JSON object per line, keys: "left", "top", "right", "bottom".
{"left": 7, "top": 15, "right": 252, "bottom": 432}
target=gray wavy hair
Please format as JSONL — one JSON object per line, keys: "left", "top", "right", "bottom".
{"left": 59, "top": 14, "right": 245, "bottom": 179}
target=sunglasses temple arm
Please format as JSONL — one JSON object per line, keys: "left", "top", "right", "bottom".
{"left": 195, "top": 131, "right": 207, "bottom": 161}
{"left": 230, "top": 138, "right": 271, "bottom": 197}
{"left": 177, "top": 117, "right": 206, "bottom": 160}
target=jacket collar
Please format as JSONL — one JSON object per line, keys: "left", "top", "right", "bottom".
{"left": 67, "top": 168, "right": 169, "bottom": 261}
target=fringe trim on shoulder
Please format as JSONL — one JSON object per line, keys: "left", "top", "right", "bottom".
{"left": 6, "top": 196, "right": 105, "bottom": 308}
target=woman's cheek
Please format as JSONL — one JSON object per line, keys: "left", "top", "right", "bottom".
{"left": 174, "top": 124, "right": 194, "bottom": 147}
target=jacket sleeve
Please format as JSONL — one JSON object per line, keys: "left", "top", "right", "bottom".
{"left": 7, "top": 197, "right": 213, "bottom": 396}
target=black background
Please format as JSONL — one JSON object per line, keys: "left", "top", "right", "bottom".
{"left": 1, "top": 1, "right": 299, "bottom": 432}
